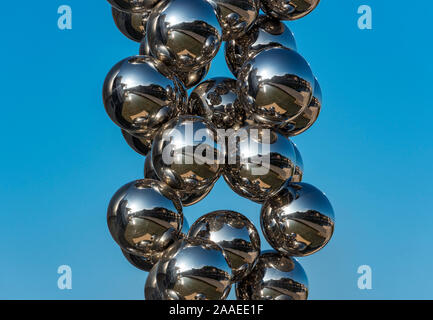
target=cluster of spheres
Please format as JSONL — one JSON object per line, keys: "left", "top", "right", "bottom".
{"left": 104, "top": 0, "right": 334, "bottom": 300}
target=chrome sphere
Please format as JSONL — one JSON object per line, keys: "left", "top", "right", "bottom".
{"left": 107, "top": 0, "right": 161, "bottom": 13}
{"left": 188, "top": 210, "right": 260, "bottom": 281}
{"left": 225, "top": 15, "right": 297, "bottom": 77}
{"left": 144, "top": 148, "right": 216, "bottom": 206}
{"left": 122, "top": 129, "right": 151, "bottom": 156}
{"left": 236, "top": 251, "right": 308, "bottom": 300}
{"left": 103, "top": 56, "right": 187, "bottom": 138}
{"left": 261, "top": 182, "right": 335, "bottom": 257}
{"left": 156, "top": 238, "right": 232, "bottom": 300}
{"left": 207, "top": 0, "right": 259, "bottom": 40}
{"left": 261, "top": 0, "right": 320, "bottom": 21}
{"left": 147, "top": 0, "right": 223, "bottom": 72}
{"left": 291, "top": 142, "right": 303, "bottom": 183}
{"left": 107, "top": 179, "right": 183, "bottom": 259}
{"left": 152, "top": 115, "right": 224, "bottom": 202}
{"left": 223, "top": 126, "right": 296, "bottom": 203}
{"left": 145, "top": 261, "right": 163, "bottom": 300}
{"left": 189, "top": 77, "right": 246, "bottom": 130}
{"left": 112, "top": 7, "right": 149, "bottom": 42}
{"left": 122, "top": 249, "right": 155, "bottom": 271}
{"left": 281, "top": 77, "right": 322, "bottom": 137}
{"left": 237, "top": 47, "right": 314, "bottom": 130}
{"left": 140, "top": 36, "right": 210, "bottom": 89}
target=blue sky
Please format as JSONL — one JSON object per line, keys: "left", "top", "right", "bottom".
{"left": 1, "top": 0, "right": 432, "bottom": 299}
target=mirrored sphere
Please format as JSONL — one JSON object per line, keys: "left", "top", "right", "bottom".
{"left": 147, "top": 0, "right": 223, "bottom": 72}
{"left": 189, "top": 77, "right": 246, "bottom": 130}
{"left": 261, "top": 182, "right": 335, "bottom": 257}
{"left": 122, "top": 249, "right": 155, "bottom": 271}
{"left": 237, "top": 47, "right": 314, "bottom": 129}
{"left": 225, "top": 15, "right": 297, "bottom": 77}
{"left": 291, "top": 142, "right": 303, "bottom": 183}
{"left": 281, "top": 77, "right": 322, "bottom": 137}
{"left": 103, "top": 56, "right": 187, "bottom": 138}
{"left": 107, "top": 0, "right": 161, "bottom": 13}
{"left": 145, "top": 261, "right": 164, "bottom": 300}
{"left": 112, "top": 7, "right": 149, "bottom": 42}
{"left": 207, "top": 0, "right": 259, "bottom": 40}
{"left": 236, "top": 251, "right": 308, "bottom": 300}
{"left": 107, "top": 179, "right": 183, "bottom": 258}
{"left": 261, "top": 0, "right": 320, "bottom": 21}
{"left": 140, "top": 36, "right": 211, "bottom": 89}
{"left": 188, "top": 210, "right": 260, "bottom": 282}
{"left": 156, "top": 238, "right": 232, "bottom": 300}
{"left": 122, "top": 129, "right": 151, "bottom": 156}
{"left": 152, "top": 115, "right": 224, "bottom": 201}
{"left": 145, "top": 148, "right": 216, "bottom": 206}
{"left": 223, "top": 126, "right": 296, "bottom": 203}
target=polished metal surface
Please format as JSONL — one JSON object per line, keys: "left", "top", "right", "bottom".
{"left": 281, "top": 77, "right": 322, "bottom": 137}
{"left": 225, "top": 15, "right": 297, "bottom": 77}
{"left": 261, "top": 0, "right": 320, "bottom": 21}
{"left": 189, "top": 77, "right": 246, "bottom": 130}
{"left": 147, "top": 0, "right": 223, "bottom": 72}
{"left": 140, "top": 36, "right": 210, "bottom": 89}
{"left": 188, "top": 210, "right": 260, "bottom": 281}
{"left": 291, "top": 142, "right": 303, "bottom": 183}
{"left": 107, "top": 0, "right": 161, "bottom": 13}
{"left": 145, "top": 146, "right": 216, "bottom": 206}
{"left": 236, "top": 250, "right": 308, "bottom": 300}
{"left": 122, "top": 129, "right": 151, "bottom": 156}
{"left": 152, "top": 115, "right": 223, "bottom": 202}
{"left": 103, "top": 55, "right": 187, "bottom": 138}
{"left": 207, "top": 0, "right": 259, "bottom": 40}
{"left": 237, "top": 47, "right": 315, "bottom": 130}
{"left": 261, "top": 182, "right": 334, "bottom": 257}
{"left": 223, "top": 126, "right": 296, "bottom": 203}
{"left": 107, "top": 179, "right": 183, "bottom": 259}
{"left": 122, "top": 249, "right": 155, "bottom": 271}
{"left": 145, "top": 261, "right": 164, "bottom": 299}
{"left": 156, "top": 238, "right": 232, "bottom": 300}
{"left": 112, "top": 7, "right": 149, "bottom": 42}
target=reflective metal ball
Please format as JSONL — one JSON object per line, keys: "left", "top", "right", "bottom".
{"left": 207, "top": 0, "right": 259, "bottom": 40}
{"left": 225, "top": 15, "right": 297, "bottom": 77}
{"left": 107, "top": 0, "right": 161, "bottom": 13}
{"left": 107, "top": 179, "right": 183, "bottom": 259}
{"left": 122, "top": 129, "right": 151, "bottom": 156}
{"left": 145, "top": 148, "right": 216, "bottom": 206}
{"left": 103, "top": 55, "right": 187, "bottom": 138}
{"left": 236, "top": 251, "right": 308, "bottom": 300}
{"left": 152, "top": 115, "right": 223, "bottom": 203}
{"left": 140, "top": 36, "right": 211, "bottom": 89}
{"left": 282, "top": 77, "right": 322, "bottom": 137}
{"left": 145, "top": 261, "right": 163, "bottom": 300}
{"left": 122, "top": 249, "right": 155, "bottom": 271}
{"left": 237, "top": 47, "right": 315, "bottom": 129}
{"left": 223, "top": 126, "right": 296, "bottom": 203}
{"left": 188, "top": 210, "right": 260, "bottom": 281}
{"left": 291, "top": 142, "right": 303, "bottom": 183}
{"left": 156, "top": 238, "right": 232, "bottom": 300}
{"left": 261, "top": 0, "right": 320, "bottom": 21}
{"left": 261, "top": 182, "right": 335, "bottom": 257}
{"left": 189, "top": 77, "right": 246, "bottom": 130}
{"left": 147, "top": 0, "right": 222, "bottom": 72}
{"left": 112, "top": 7, "right": 149, "bottom": 42}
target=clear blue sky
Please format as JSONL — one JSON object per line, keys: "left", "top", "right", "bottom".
{"left": 1, "top": 0, "right": 432, "bottom": 299}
